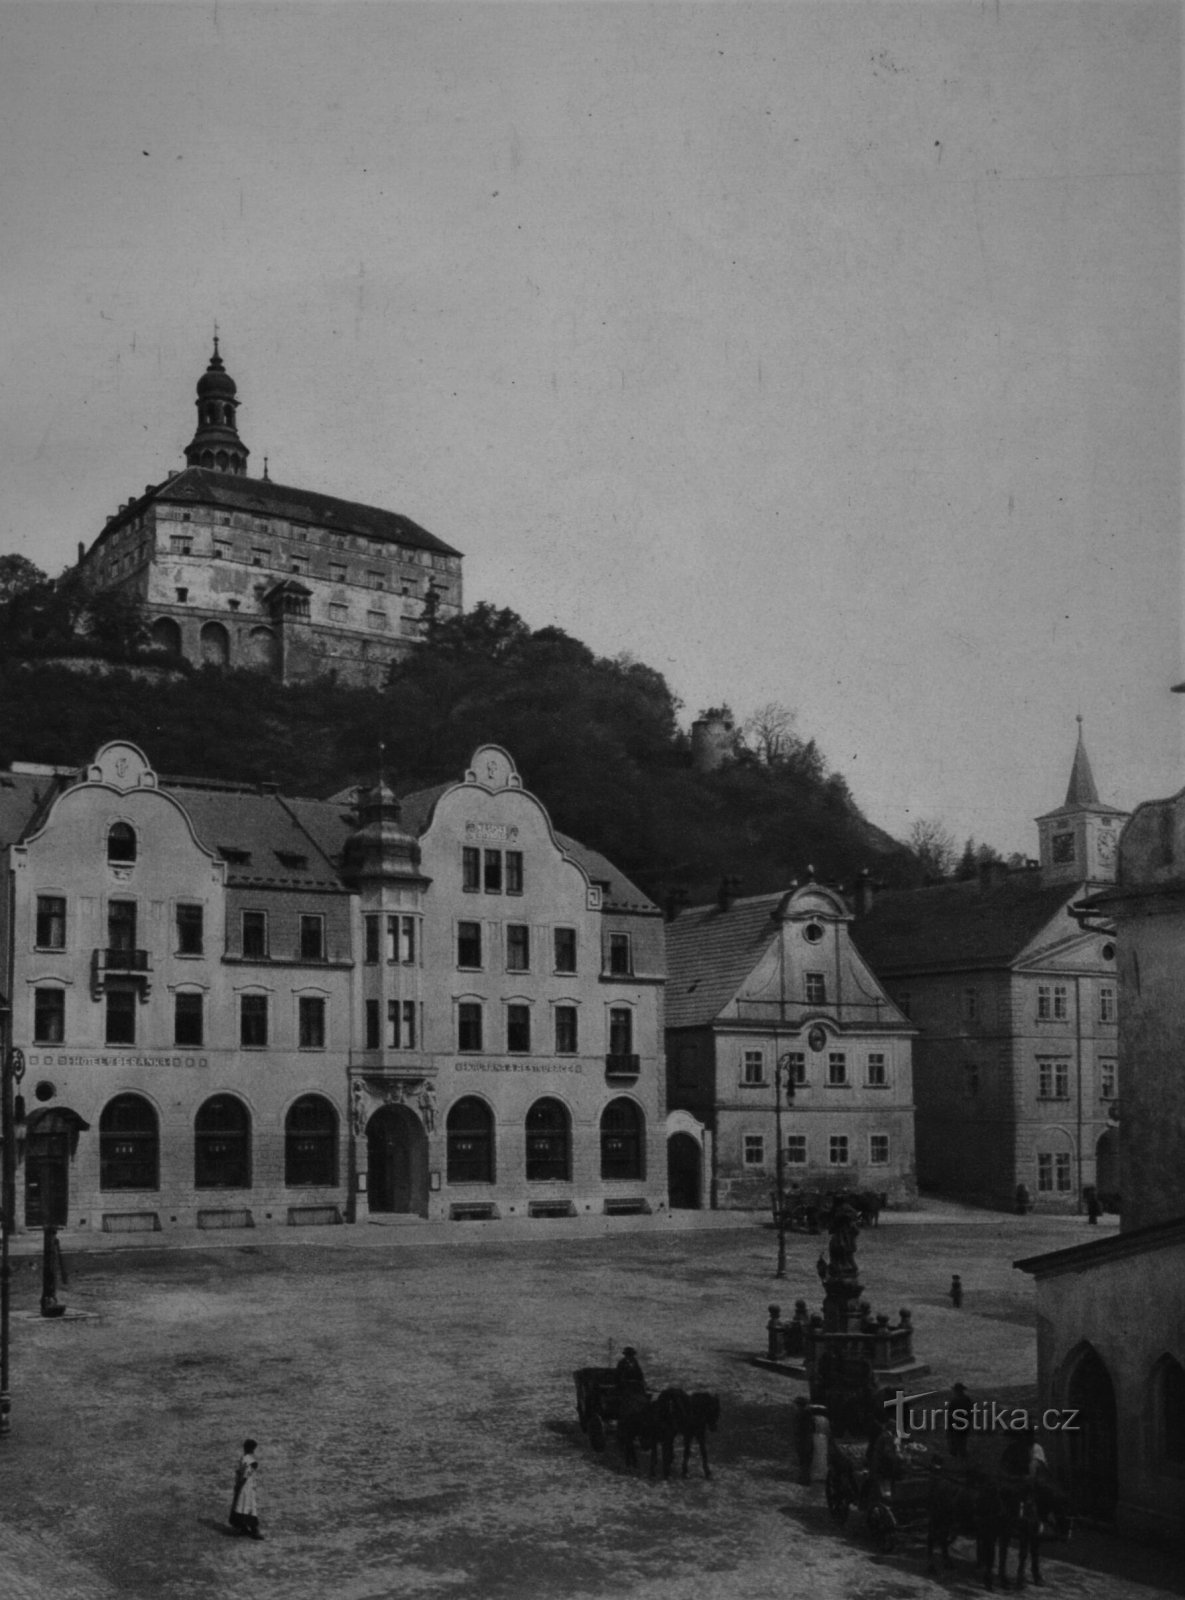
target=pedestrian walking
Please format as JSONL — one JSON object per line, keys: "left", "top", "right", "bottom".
{"left": 1015, "top": 1183, "right": 1032, "bottom": 1215}
{"left": 1084, "top": 1185, "right": 1102, "bottom": 1224}
{"left": 949, "top": 1273, "right": 963, "bottom": 1309}
{"left": 792, "top": 1396, "right": 815, "bottom": 1485}
{"left": 229, "top": 1439, "right": 264, "bottom": 1540}
{"left": 947, "top": 1381, "right": 971, "bottom": 1460}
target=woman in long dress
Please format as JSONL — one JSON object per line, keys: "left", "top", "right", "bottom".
{"left": 229, "top": 1439, "right": 263, "bottom": 1539}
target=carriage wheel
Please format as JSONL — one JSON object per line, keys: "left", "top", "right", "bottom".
{"left": 588, "top": 1412, "right": 606, "bottom": 1452}
{"left": 825, "top": 1472, "right": 849, "bottom": 1524}
{"left": 868, "top": 1503, "right": 897, "bottom": 1554}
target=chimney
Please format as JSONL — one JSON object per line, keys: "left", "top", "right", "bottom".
{"left": 77, "top": 541, "right": 86, "bottom": 564}
{"left": 854, "top": 868, "right": 876, "bottom": 916}
{"left": 664, "top": 888, "right": 689, "bottom": 923}
{"left": 717, "top": 874, "right": 741, "bottom": 912}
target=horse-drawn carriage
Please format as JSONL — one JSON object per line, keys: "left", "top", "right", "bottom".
{"left": 825, "top": 1433, "right": 934, "bottom": 1554}
{"left": 772, "top": 1186, "right": 884, "bottom": 1233}
{"left": 574, "top": 1366, "right": 638, "bottom": 1453}
{"left": 574, "top": 1365, "right": 721, "bottom": 1478}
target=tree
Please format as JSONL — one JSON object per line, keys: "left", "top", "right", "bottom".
{"left": 0, "top": 553, "right": 46, "bottom": 603}
{"left": 908, "top": 818, "right": 957, "bottom": 880}
{"left": 85, "top": 586, "right": 150, "bottom": 659}
{"left": 743, "top": 702, "right": 799, "bottom": 766}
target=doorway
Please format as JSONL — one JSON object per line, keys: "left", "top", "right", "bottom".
{"left": 667, "top": 1132, "right": 702, "bottom": 1209}
{"left": 367, "top": 1104, "right": 429, "bottom": 1216}
{"left": 1064, "top": 1344, "right": 1118, "bottom": 1521}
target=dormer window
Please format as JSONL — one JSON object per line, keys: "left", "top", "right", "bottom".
{"left": 107, "top": 822, "right": 137, "bottom": 864}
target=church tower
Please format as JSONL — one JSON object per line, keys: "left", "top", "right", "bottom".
{"left": 183, "top": 337, "right": 250, "bottom": 475}
{"left": 1036, "top": 719, "right": 1127, "bottom": 886}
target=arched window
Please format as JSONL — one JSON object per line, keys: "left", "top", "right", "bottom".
{"left": 100, "top": 1094, "right": 159, "bottom": 1190}
{"left": 285, "top": 1095, "right": 338, "bottom": 1187}
{"left": 151, "top": 617, "right": 182, "bottom": 656}
{"left": 526, "top": 1098, "right": 571, "bottom": 1182}
{"left": 1153, "top": 1355, "right": 1185, "bottom": 1468}
{"left": 447, "top": 1096, "right": 494, "bottom": 1184}
{"left": 201, "top": 450, "right": 214, "bottom": 467}
{"left": 200, "top": 621, "right": 230, "bottom": 667}
{"left": 107, "top": 822, "right": 137, "bottom": 864}
{"left": 601, "top": 1098, "right": 645, "bottom": 1180}
{"left": 194, "top": 1095, "right": 251, "bottom": 1189}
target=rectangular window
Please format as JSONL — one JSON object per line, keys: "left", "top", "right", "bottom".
{"left": 242, "top": 911, "right": 268, "bottom": 959}
{"left": 365, "top": 998, "right": 380, "bottom": 1050}
{"left": 554, "top": 1005, "right": 578, "bottom": 1054}
{"left": 507, "top": 1004, "right": 531, "bottom": 1053}
{"left": 829, "top": 1134, "right": 850, "bottom": 1167}
{"left": 240, "top": 993, "right": 268, "bottom": 1048}
{"left": 506, "top": 924, "right": 530, "bottom": 972}
{"left": 251, "top": 547, "right": 269, "bottom": 566}
{"left": 805, "top": 972, "right": 827, "bottom": 1005}
{"left": 462, "top": 847, "right": 481, "bottom": 892}
{"left": 33, "top": 987, "right": 65, "bottom": 1044}
{"left": 401, "top": 1000, "right": 416, "bottom": 1049}
{"left": 299, "top": 996, "right": 325, "bottom": 1048}
{"left": 609, "top": 1007, "right": 633, "bottom": 1057}
{"left": 483, "top": 849, "right": 502, "bottom": 893}
{"left": 368, "top": 570, "right": 385, "bottom": 590}
{"left": 458, "top": 1001, "right": 483, "bottom": 1053}
{"left": 364, "top": 915, "right": 380, "bottom": 965}
{"left": 1053, "top": 985, "right": 1069, "bottom": 1021}
{"left": 105, "top": 988, "right": 136, "bottom": 1046}
{"left": 35, "top": 895, "right": 66, "bottom": 949}
{"left": 290, "top": 555, "right": 308, "bottom": 576}
{"left": 457, "top": 921, "right": 482, "bottom": 969}
{"left": 366, "top": 610, "right": 387, "bottom": 632}
{"left": 386, "top": 999, "right": 416, "bottom": 1049}
{"left": 174, "top": 991, "right": 204, "bottom": 1047}
{"left": 328, "top": 602, "right": 348, "bottom": 622}
{"left": 1055, "top": 1061, "right": 1069, "bottom": 1098}
{"left": 399, "top": 916, "right": 416, "bottom": 965}
{"left": 170, "top": 535, "right": 193, "bottom": 555}
{"left": 554, "top": 927, "right": 577, "bottom": 973}
{"left": 1037, "top": 1153, "right": 1054, "bottom": 1192}
{"left": 1039, "top": 1060, "right": 1052, "bottom": 1097}
{"left": 870, "top": 1134, "right": 890, "bottom": 1166}
{"left": 1100, "top": 1059, "right": 1116, "bottom": 1100}
{"left": 608, "top": 933, "right": 632, "bottom": 975}
{"left": 1100, "top": 985, "right": 1116, "bottom": 1023}
{"left": 108, "top": 899, "right": 137, "bottom": 952}
{"left": 505, "top": 851, "right": 524, "bottom": 895}
{"left": 785, "top": 1134, "right": 807, "bottom": 1165}
{"left": 1055, "top": 1152, "right": 1072, "bottom": 1192}
{"left": 213, "top": 539, "right": 231, "bottom": 561}
{"left": 867, "top": 1053, "right": 887, "bottom": 1086}
{"left": 743, "top": 1135, "right": 765, "bottom": 1166}
{"left": 786, "top": 1051, "right": 807, "bottom": 1087}
{"left": 299, "top": 915, "right": 325, "bottom": 961}
{"left": 176, "top": 903, "right": 204, "bottom": 956}
{"left": 742, "top": 1049, "right": 765, "bottom": 1085}
{"left": 964, "top": 988, "right": 979, "bottom": 1020}
{"left": 329, "top": 563, "right": 347, "bottom": 584}
{"left": 1038, "top": 985, "right": 1051, "bottom": 1021}
{"left": 827, "top": 1052, "right": 847, "bottom": 1086}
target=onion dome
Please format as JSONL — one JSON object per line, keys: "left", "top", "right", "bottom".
{"left": 341, "top": 781, "right": 425, "bottom": 884}
{"left": 184, "top": 336, "right": 250, "bottom": 475}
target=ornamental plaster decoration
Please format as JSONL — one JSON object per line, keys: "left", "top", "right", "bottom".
{"left": 87, "top": 742, "right": 158, "bottom": 792}
{"left": 464, "top": 745, "right": 521, "bottom": 792}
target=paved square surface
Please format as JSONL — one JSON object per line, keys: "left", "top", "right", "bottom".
{"left": 0, "top": 1209, "right": 1180, "bottom": 1600}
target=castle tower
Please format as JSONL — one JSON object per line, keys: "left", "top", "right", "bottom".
{"left": 183, "top": 337, "right": 250, "bottom": 476}
{"left": 1036, "top": 719, "right": 1127, "bottom": 886}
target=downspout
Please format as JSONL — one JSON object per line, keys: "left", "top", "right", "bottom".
{"left": 1075, "top": 972, "right": 1084, "bottom": 1213}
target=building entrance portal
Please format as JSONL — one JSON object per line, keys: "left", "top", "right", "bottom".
{"left": 668, "top": 1132, "right": 702, "bottom": 1209}
{"left": 367, "top": 1103, "right": 429, "bottom": 1216}
{"left": 1064, "top": 1345, "right": 1118, "bottom": 1521}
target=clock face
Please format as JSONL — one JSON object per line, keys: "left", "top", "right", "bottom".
{"left": 1097, "top": 829, "right": 1116, "bottom": 865}
{"left": 1051, "top": 831, "right": 1076, "bottom": 865}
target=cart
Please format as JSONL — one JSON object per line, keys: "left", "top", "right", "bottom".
{"left": 825, "top": 1435, "right": 937, "bottom": 1554}
{"left": 574, "top": 1366, "right": 648, "bottom": 1452}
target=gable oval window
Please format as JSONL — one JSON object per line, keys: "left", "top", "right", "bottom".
{"left": 107, "top": 821, "right": 137, "bottom": 865}
{"left": 803, "top": 922, "right": 825, "bottom": 944}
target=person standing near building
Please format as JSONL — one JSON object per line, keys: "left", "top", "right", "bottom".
{"left": 229, "top": 1439, "right": 264, "bottom": 1540}
{"left": 792, "top": 1396, "right": 815, "bottom": 1485}
{"left": 947, "top": 1382, "right": 971, "bottom": 1461}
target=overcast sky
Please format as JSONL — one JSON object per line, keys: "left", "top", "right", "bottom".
{"left": 0, "top": 1, "right": 1179, "bottom": 854}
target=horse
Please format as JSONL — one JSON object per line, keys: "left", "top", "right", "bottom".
{"left": 926, "top": 1468, "right": 1010, "bottom": 1590}
{"left": 655, "top": 1388, "right": 721, "bottom": 1479}
{"left": 851, "top": 1189, "right": 884, "bottom": 1227}
{"left": 617, "top": 1390, "right": 679, "bottom": 1479}
{"left": 998, "top": 1478, "right": 1073, "bottom": 1589}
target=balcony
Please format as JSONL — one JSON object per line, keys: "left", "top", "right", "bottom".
{"left": 92, "top": 948, "right": 153, "bottom": 998}
{"left": 605, "top": 1053, "right": 640, "bottom": 1080}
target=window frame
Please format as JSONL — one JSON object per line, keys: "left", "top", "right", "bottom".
{"left": 805, "top": 971, "right": 827, "bottom": 1005}
{"left": 828, "top": 1134, "right": 850, "bottom": 1167}
{"left": 175, "top": 902, "right": 204, "bottom": 956}
{"left": 506, "top": 1003, "right": 531, "bottom": 1055}
{"left": 298, "top": 995, "right": 326, "bottom": 1050}
{"left": 457, "top": 1000, "right": 483, "bottom": 1054}
{"left": 869, "top": 1133, "right": 890, "bottom": 1166}
{"left": 105, "top": 985, "right": 137, "bottom": 1046}
{"left": 743, "top": 1134, "right": 766, "bottom": 1167}
{"left": 35, "top": 894, "right": 67, "bottom": 950}
{"left": 241, "top": 910, "right": 269, "bottom": 960}
{"left": 554, "top": 1004, "right": 578, "bottom": 1055}
{"left": 608, "top": 932, "right": 633, "bottom": 976}
{"left": 456, "top": 920, "right": 482, "bottom": 970}
{"left": 240, "top": 992, "right": 269, "bottom": 1049}
{"left": 506, "top": 923, "right": 530, "bottom": 973}
{"left": 33, "top": 986, "right": 65, "bottom": 1044}
{"left": 553, "top": 927, "right": 577, "bottom": 974}
{"left": 299, "top": 914, "right": 325, "bottom": 962}
{"left": 174, "top": 989, "right": 204, "bottom": 1047}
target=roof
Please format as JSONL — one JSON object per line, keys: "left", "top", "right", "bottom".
{"left": 161, "top": 783, "right": 351, "bottom": 889}
{"left": 1015, "top": 1214, "right": 1185, "bottom": 1279}
{"left": 851, "top": 875, "right": 1082, "bottom": 975}
{"left": 0, "top": 771, "right": 54, "bottom": 849}
{"left": 101, "top": 467, "right": 462, "bottom": 558}
{"left": 665, "top": 891, "right": 787, "bottom": 1028}
{"left": 1034, "top": 722, "right": 1127, "bottom": 822}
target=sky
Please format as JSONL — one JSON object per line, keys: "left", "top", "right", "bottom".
{"left": 0, "top": 1, "right": 1180, "bottom": 855}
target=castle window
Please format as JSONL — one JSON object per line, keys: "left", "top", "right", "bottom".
{"left": 176, "top": 588, "right": 189, "bottom": 603}
{"left": 213, "top": 540, "right": 231, "bottom": 560}
{"left": 786, "top": 1051, "right": 807, "bottom": 1087}
{"left": 867, "top": 1052, "right": 887, "bottom": 1086}
{"left": 328, "top": 603, "right": 348, "bottom": 622}
{"left": 330, "top": 563, "right": 347, "bottom": 584}
{"left": 368, "top": 571, "right": 385, "bottom": 590}
{"left": 742, "top": 1050, "right": 765, "bottom": 1085}
{"left": 251, "top": 548, "right": 268, "bottom": 566}
{"left": 367, "top": 610, "right": 387, "bottom": 632}
{"left": 170, "top": 535, "right": 193, "bottom": 555}
{"left": 805, "top": 972, "right": 826, "bottom": 1005}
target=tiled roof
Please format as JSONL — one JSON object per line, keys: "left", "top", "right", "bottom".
{"left": 0, "top": 771, "right": 53, "bottom": 848}
{"left": 850, "top": 875, "right": 1082, "bottom": 975}
{"left": 107, "top": 467, "right": 462, "bottom": 557}
{"left": 665, "top": 891, "right": 786, "bottom": 1028}
{"left": 161, "top": 783, "right": 350, "bottom": 889}
{"left": 1015, "top": 1213, "right": 1185, "bottom": 1278}
{"left": 554, "top": 834, "right": 657, "bottom": 915}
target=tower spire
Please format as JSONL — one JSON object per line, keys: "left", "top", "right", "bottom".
{"left": 1064, "top": 715, "right": 1100, "bottom": 808}
{"left": 184, "top": 337, "right": 250, "bottom": 475}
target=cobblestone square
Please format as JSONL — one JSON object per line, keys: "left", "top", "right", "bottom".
{"left": 0, "top": 1210, "right": 1180, "bottom": 1600}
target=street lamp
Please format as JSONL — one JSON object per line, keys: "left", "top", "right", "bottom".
{"left": 1, "top": 993, "right": 25, "bottom": 1438}
{"left": 774, "top": 1052, "right": 797, "bottom": 1279}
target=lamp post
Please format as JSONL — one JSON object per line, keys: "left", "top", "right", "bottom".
{"left": 1, "top": 993, "right": 24, "bottom": 1438}
{"left": 774, "top": 1052, "right": 797, "bottom": 1279}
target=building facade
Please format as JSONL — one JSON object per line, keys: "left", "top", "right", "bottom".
{"left": 853, "top": 727, "right": 1125, "bottom": 1212}
{"left": 75, "top": 341, "right": 463, "bottom": 686}
{"left": 665, "top": 882, "right": 916, "bottom": 1210}
{"left": 1015, "top": 780, "right": 1185, "bottom": 1540}
{"left": 0, "top": 741, "right": 667, "bottom": 1234}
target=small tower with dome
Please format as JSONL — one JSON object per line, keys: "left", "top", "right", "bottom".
{"left": 183, "top": 336, "right": 250, "bottom": 475}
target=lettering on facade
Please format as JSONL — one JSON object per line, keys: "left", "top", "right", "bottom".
{"left": 463, "top": 822, "right": 520, "bottom": 844}
{"left": 454, "top": 1060, "right": 584, "bottom": 1075}
{"left": 28, "top": 1053, "right": 210, "bottom": 1070}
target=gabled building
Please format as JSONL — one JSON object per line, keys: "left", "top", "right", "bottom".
{"left": 853, "top": 724, "right": 1126, "bottom": 1211}
{"left": 75, "top": 341, "right": 463, "bottom": 686}
{"left": 664, "top": 881, "right": 916, "bottom": 1210}
{"left": 0, "top": 740, "right": 667, "bottom": 1234}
